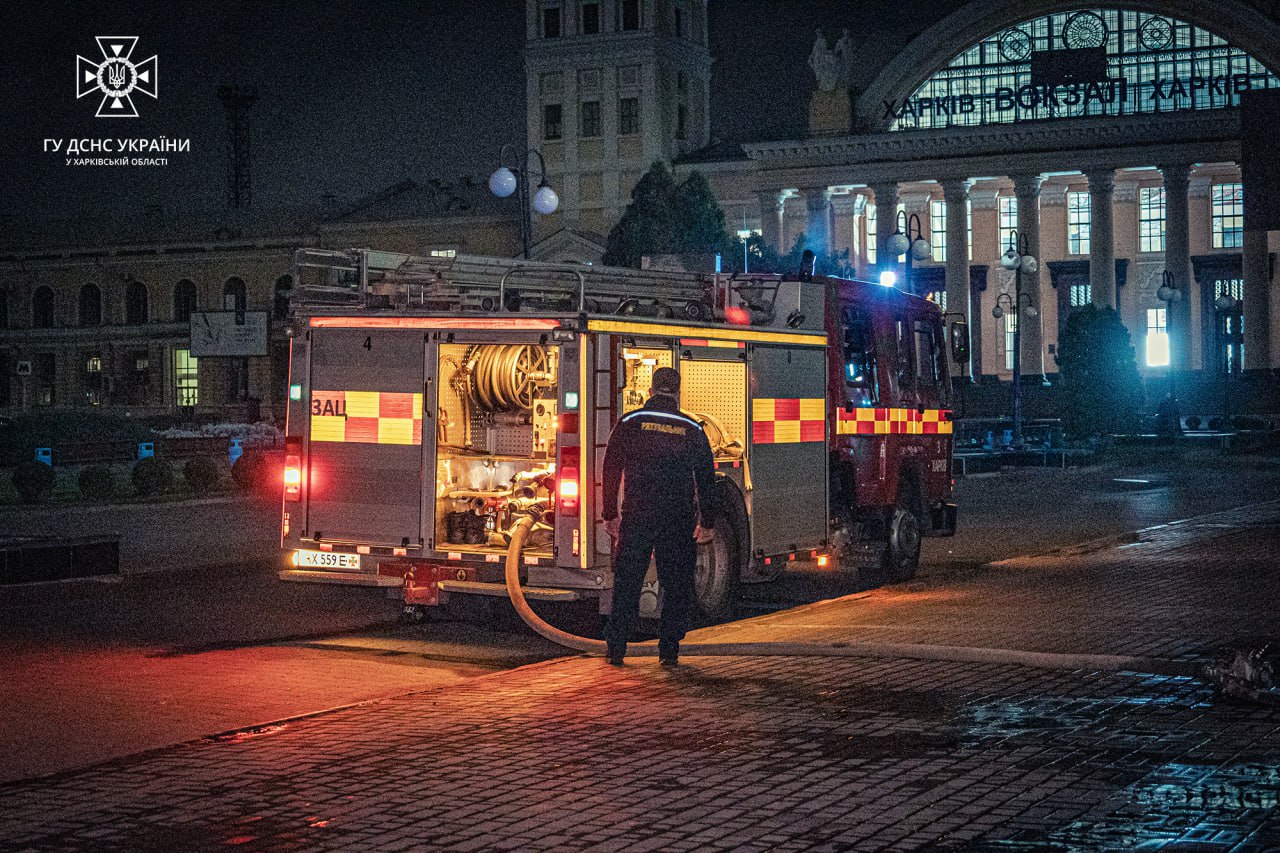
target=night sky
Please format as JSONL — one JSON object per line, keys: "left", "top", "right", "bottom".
{"left": 0, "top": 0, "right": 960, "bottom": 222}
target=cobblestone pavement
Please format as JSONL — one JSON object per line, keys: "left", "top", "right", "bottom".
{"left": 707, "top": 501, "right": 1280, "bottom": 664}
{"left": 2, "top": 503, "right": 1278, "bottom": 850}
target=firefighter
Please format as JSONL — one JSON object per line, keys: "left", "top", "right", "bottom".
{"left": 601, "top": 366, "right": 716, "bottom": 667}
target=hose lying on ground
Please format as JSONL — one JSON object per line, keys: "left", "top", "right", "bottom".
{"left": 502, "top": 515, "right": 1199, "bottom": 675}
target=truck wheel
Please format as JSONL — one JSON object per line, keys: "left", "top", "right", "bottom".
{"left": 693, "top": 483, "right": 744, "bottom": 620}
{"left": 882, "top": 498, "right": 921, "bottom": 582}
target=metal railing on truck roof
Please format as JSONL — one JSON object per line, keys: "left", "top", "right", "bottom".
{"left": 292, "top": 248, "right": 721, "bottom": 320}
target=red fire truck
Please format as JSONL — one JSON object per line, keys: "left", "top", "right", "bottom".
{"left": 280, "top": 249, "right": 957, "bottom": 619}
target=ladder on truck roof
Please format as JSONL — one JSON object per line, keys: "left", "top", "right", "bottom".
{"left": 293, "top": 248, "right": 722, "bottom": 320}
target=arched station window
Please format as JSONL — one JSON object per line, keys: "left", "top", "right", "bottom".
{"left": 32, "top": 286, "right": 56, "bottom": 328}
{"left": 79, "top": 283, "right": 102, "bottom": 327}
{"left": 125, "top": 280, "right": 149, "bottom": 325}
{"left": 174, "top": 279, "right": 197, "bottom": 323}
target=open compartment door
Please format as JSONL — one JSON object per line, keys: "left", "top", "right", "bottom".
{"left": 746, "top": 344, "right": 827, "bottom": 556}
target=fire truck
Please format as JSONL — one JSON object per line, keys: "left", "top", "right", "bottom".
{"left": 279, "top": 248, "right": 957, "bottom": 620}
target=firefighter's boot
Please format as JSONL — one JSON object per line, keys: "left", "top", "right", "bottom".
{"left": 606, "top": 642, "right": 626, "bottom": 666}
{"left": 659, "top": 640, "right": 679, "bottom": 667}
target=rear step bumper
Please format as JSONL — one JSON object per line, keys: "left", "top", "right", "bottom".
{"left": 438, "top": 580, "right": 584, "bottom": 602}
{"left": 277, "top": 570, "right": 584, "bottom": 602}
{"left": 279, "top": 570, "right": 404, "bottom": 587}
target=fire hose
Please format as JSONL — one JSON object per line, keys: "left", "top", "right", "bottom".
{"left": 501, "top": 514, "right": 1198, "bottom": 674}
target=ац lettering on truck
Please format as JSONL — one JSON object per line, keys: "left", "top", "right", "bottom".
{"left": 279, "top": 250, "right": 956, "bottom": 620}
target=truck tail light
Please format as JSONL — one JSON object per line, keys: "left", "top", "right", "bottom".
{"left": 284, "top": 437, "right": 303, "bottom": 501}
{"left": 558, "top": 446, "right": 579, "bottom": 516}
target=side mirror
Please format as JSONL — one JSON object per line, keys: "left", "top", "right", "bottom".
{"left": 949, "top": 320, "right": 970, "bottom": 363}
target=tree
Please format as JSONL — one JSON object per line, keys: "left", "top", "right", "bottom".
{"left": 1055, "top": 305, "right": 1145, "bottom": 439}
{"left": 603, "top": 162, "right": 735, "bottom": 267}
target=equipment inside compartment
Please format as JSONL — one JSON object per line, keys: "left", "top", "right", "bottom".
{"left": 435, "top": 342, "right": 559, "bottom": 555}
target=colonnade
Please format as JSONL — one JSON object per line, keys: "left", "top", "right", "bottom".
{"left": 757, "top": 162, "right": 1274, "bottom": 379}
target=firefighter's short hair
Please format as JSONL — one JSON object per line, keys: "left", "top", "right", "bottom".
{"left": 651, "top": 367, "right": 681, "bottom": 395}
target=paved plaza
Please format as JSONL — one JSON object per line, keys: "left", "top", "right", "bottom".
{"left": 2, "top": 502, "right": 1278, "bottom": 850}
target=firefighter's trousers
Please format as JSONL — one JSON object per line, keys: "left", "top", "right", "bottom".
{"left": 604, "top": 515, "right": 697, "bottom": 647}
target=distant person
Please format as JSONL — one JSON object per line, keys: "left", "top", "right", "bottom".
{"left": 601, "top": 367, "right": 716, "bottom": 667}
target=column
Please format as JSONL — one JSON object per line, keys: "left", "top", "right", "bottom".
{"left": 1160, "top": 164, "right": 1192, "bottom": 372}
{"left": 1013, "top": 173, "right": 1045, "bottom": 378}
{"left": 943, "top": 178, "right": 971, "bottom": 378}
{"left": 1087, "top": 168, "right": 1117, "bottom": 309}
{"left": 802, "top": 186, "right": 832, "bottom": 256}
{"left": 870, "top": 181, "right": 899, "bottom": 276}
{"left": 1242, "top": 227, "right": 1271, "bottom": 371}
{"left": 757, "top": 189, "right": 786, "bottom": 253}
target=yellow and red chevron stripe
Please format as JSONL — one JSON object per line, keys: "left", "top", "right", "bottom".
{"left": 679, "top": 338, "right": 744, "bottom": 349}
{"left": 752, "top": 397, "right": 825, "bottom": 444}
{"left": 310, "top": 390, "right": 423, "bottom": 445}
{"left": 836, "top": 407, "right": 953, "bottom": 436}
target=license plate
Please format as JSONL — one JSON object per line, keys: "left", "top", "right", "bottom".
{"left": 295, "top": 549, "right": 361, "bottom": 570}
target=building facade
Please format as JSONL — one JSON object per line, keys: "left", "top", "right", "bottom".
{"left": 529, "top": 0, "right": 1280, "bottom": 406}
{"left": 525, "top": 0, "right": 712, "bottom": 237}
{"left": 0, "top": 182, "right": 521, "bottom": 420}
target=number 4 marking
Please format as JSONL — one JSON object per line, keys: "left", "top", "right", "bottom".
{"left": 363, "top": 336, "right": 372, "bottom": 351}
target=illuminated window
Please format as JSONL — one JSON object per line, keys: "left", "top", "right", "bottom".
{"left": 580, "top": 101, "right": 601, "bottom": 137}
{"left": 1004, "top": 311, "right": 1017, "bottom": 371}
{"left": 1145, "top": 307, "right": 1169, "bottom": 367}
{"left": 619, "top": 97, "right": 640, "bottom": 134}
{"left": 889, "top": 10, "right": 1280, "bottom": 131}
{"left": 998, "top": 196, "right": 1017, "bottom": 243}
{"left": 1212, "top": 183, "right": 1243, "bottom": 248}
{"left": 1139, "top": 186, "right": 1166, "bottom": 253}
{"left": 1070, "top": 284, "right": 1091, "bottom": 307}
{"left": 865, "top": 203, "right": 876, "bottom": 264}
{"left": 429, "top": 248, "right": 457, "bottom": 258}
{"left": 931, "top": 199, "right": 947, "bottom": 262}
{"left": 1067, "top": 191, "right": 1091, "bottom": 255}
{"left": 967, "top": 199, "right": 973, "bottom": 261}
{"left": 543, "top": 104, "right": 562, "bottom": 140}
{"left": 174, "top": 348, "right": 198, "bottom": 408}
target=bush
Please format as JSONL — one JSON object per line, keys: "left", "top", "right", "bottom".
{"left": 132, "top": 457, "right": 174, "bottom": 497}
{"left": 232, "top": 451, "right": 266, "bottom": 490}
{"left": 1056, "top": 305, "right": 1144, "bottom": 439}
{"left": 78, "top": 465, "right": 115, "bottom": 500}
{"left": 13, "top": 460, "right": 56, "bottom": 504}
{"left": 183, "top": 456, "right": 221, "bottom": 495}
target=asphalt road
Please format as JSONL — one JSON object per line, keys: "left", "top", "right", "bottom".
{"left": 2, "top": 442, "right": 1278, "bottom": 782}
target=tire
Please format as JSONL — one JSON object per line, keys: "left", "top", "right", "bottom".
{"left": 693, "top": 481, "right": 745, "bottom": 619}
{"left": 881, "top": 485, "right": 922, "bottom": 582}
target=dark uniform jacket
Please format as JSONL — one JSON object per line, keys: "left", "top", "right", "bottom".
{"left": 601, "top": 394, "right": 717, "bottom": 528}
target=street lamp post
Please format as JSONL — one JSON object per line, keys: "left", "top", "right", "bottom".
{"left": 886, "top": 211, "right": 930, "bottom": 294}
{"left": 992, "top": 229, "right": 1039, "bottom": 450}
{"left": 1155, "top": 269, "right": 1182, "bottom": 404}
{"left": 489, "top": 144, "right": 559, "bottom": 260}
{"left": 1214, "top": 291, "right": 1241, "bottom": 421}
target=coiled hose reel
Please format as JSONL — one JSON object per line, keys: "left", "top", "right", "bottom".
{"left": 464, "top": 344, "right": 552, "bottom": 412}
